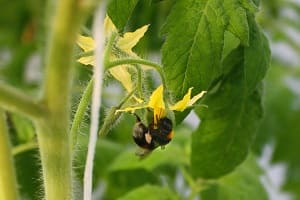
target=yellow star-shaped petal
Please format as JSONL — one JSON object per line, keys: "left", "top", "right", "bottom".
{"left": 117, "top": 24, "right": 149, "bottom": 55}
{"left": 116, "top": 84, "right": 206, "bottom": 125}
{"left": 77, "top": 35, "right": 95, "bottom": 52}
{"left": 170, "top": 88, "right": 207, "bottom": 111}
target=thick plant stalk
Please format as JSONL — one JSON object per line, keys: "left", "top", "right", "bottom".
{"left": 36, "top": 0, "right": 90, "bottom": 199}
{"left": 36, "top": 121, "right": 72, "bottom": 199}
{"left": 0, "top": 110, "right": 19, "bottom": 200}
{"left": 83, "top": 4, "right": 106, "bottom": 200}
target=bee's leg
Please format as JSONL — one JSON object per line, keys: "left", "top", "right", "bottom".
{"left": 135, "top": 148, "right": 152, "bottom": 159}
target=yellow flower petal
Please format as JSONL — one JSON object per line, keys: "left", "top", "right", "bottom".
{"left": 109, "top": 65, "right": 133, "bottom": 92}
{"left": 77, "top": 56, "right": 95, "bottom": 66}
{"left": 170, "top": 88, "right": 207, "bottom": 111}
{"left": 188, "top": 91, "right": 207, "bottom": 106}
{"left": 104, "top": 15, "right": 117, "bottom": 37}
{"left": 148, "top": 85, "right": 165, "bottom": 110}
{"left": 77, "top": 35, "right": 95, "bottom": 52}
{"left": 148, "top": 85, "right": 165, "bottom": 124}
{"left": 117, "top": 24, "right": 149, "bottom": 54}
{"left": 170, "top": 88, "right": 193, "bottom": 112}
{"left": 108, "top": 59, "right": 143, "bottom": 103}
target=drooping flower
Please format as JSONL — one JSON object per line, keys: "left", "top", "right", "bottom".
{"left": 76, "top": 16, "right": 207, "bottom": 125}
{"left": 76, "top": 16, "right": 149, "bottom": 103}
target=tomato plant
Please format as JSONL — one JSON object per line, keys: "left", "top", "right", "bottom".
{"left": 0, "top": 0, "right": 299, "bottom": 199}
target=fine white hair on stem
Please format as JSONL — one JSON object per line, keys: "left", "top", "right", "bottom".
{"left": 83, "top": 2, "right": 106, "bottom": 200}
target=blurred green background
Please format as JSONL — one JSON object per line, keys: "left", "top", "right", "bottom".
{"left": 0, "top": 0, "right": 299, "bottom": 199}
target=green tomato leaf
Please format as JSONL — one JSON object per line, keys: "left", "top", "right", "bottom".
{"left": 161, "top": 0, "right": 258, "bottom": 100}
{"left": 118, "top": 185, "right": 180, "bottom": 200}
{"left": 162, "top": 0, "right": 225, "bottom": 98}
{"left": 244, "top": 16, "right": 271, "bottom": 93}
{"left": 161, "top": 0, "right": 261, "bottom": 123}
{"left": 191, "top": 47, "right": 264, "bottom": 178}
{"left": 222, "top": 31, "right": 240, "bottom": 60}
{"left": 107, "top": 0, "right": 140, "bottom": 31}
{"left": 224, "top": 0, "right": 249, "bottom": 45}
{"left": 190, "top": 13, "right": 270, "bottom": 178}
{"left": 200, "top": 155, "right": 268, "bottom": 200}
{"left": 241, "top": 0, "right": 259, "bottom": 12}
{"left": 107, "top": 170, "right": 159, "bottom": 199}
{"left": 108, "top": 144, "right": 188, "bottom": 172}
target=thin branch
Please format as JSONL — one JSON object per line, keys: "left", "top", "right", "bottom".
{"left": 103, "top": 32, "right": 118, "bottom": 67}
{"left": 12, "top": 141, "right": 38, "bottom": 156}
{"left": 98, "top": 88, "right": 136, "bottom": 137}
{"left": 71, "top": 79, "right": 94, "bottom": 149}
{"left": 136, "top": 65, "right": 144, "bottom": 100}
{"left": 0, "top": 83, "right": 46, "bottom": 119}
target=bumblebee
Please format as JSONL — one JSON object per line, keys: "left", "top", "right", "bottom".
{"left": 133, "top": 114, "right": 173, "bottom": 156}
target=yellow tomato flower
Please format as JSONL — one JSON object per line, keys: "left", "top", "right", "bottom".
{"left": 76, "top": 16, "right": 149, "bottom": 103}
{"left": 117, "top": 85, "right": 206, "bottom": 124}
{"left": 77, "top": 15, "right": 149, "bottom": 66}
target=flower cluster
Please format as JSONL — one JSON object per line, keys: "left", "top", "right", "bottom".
{"left": 76, "top": 16, "right": 206, "bottom": 153}
{"left": 77, "top": 16, "right": 149, "bottom": 103}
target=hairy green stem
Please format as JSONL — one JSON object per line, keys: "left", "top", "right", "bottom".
{"left": 98, "top": 88, "right": 136, "bottom": 136}
{"left": 98, "top": 107, "right": 121, "bottom": 137}
{"left": 103, "top": 32, "right": 118, "bottom": 67}
{"left": 70, "top": 73, "right": 136, "bottom": 144}
{"left": 70, "top": 31, "right": 117, "bottom": 147}
{"left": 0, "top": 83, "right": 46, "bottom": 119}
{"left": 0, "top": 110, "right": 19, "bottom": 200}
{"left": 106, "top": 58, "right": 166, "bottom": 87}
{"left": 136, "top": 65, "right": 144, "bottom": 100}
{"left": 36, "top": 121, "right": 73, "bottom": 200}
{"left": 71, "top": 79, "right": 94, "bottom": 149}
{"left": 37, "top": 0, "right": 89, "bottom": 199}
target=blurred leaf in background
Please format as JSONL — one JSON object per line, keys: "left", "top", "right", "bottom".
{"left": 0, "top": 0, "right": 44, "bottom": 88}
{"left": 200, "top": 155, "right": 268, "bottom": 200}
{"left": 254, "top": 0, "right": 300, "bottom": 198}
{"left": 0, "top": 0, "right": 43, "bottom": 189}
